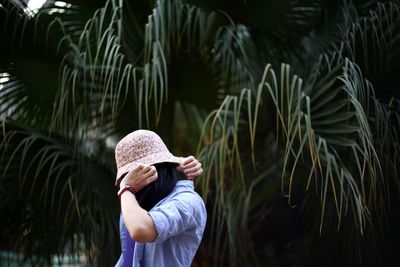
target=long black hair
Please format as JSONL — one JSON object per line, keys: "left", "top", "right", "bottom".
{"left": 134, "top": 162, "right": 182, "bottom": 211}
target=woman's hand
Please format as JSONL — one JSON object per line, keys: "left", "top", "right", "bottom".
{"left": 120, "top": 165, "right": 158, "bottom": 192}
{"left": 177, "top": 156, "right": 203, "bottom": 180}
{"left": 120, "top": 156, "right": 203, "bottom": 191}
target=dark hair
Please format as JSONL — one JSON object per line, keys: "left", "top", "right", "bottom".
{"left": 134, "top": 162, "right": 182, "bottom": 211}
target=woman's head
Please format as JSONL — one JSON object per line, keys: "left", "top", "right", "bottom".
{"left": 134, "top": 162, "right": 183, "bottom": 211}
{"left": 115, "top": 130, "right": 182, "bottom": 185}
{"left": 115, "top": 130, "right": 184, "bottom": 209}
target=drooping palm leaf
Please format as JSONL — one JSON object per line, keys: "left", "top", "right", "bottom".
{"left": 196, "top": 50, "right": 399, "bottom": 265}
{"left": 335, "top": 2, "right": 400, "bottom": 98}
{"left": 0, "top": 120, "right": 119, "bottom": 265}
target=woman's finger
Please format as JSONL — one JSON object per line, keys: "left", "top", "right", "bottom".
{"left": 125, "top": 165, "right": 144, "bottom": 181}
{"left": 187, "top": 167, "right": 203, "bottom": 177}
{"left": 181, "top": 156, "right": 195, "bottom": 166}
{"left": 138, "top": 165, "right": 152, "bottom": 175}
{"left": 182, "top": 160, "right": 199, "bottom": 169}
{"left": 184, "top": 165, "right": 201, "bottom": 175}
{"left": 137, "top": 166, "right": 156, "bottom": 182}
{"left": 124, "top": 165, "right": 150, "bottom": 184}
{"left": 131, "top": 164, "right": 144, "bottom": 174}
{"left": 187, "top": 168, "right": 203, "bottom": 179}
{"left": 144, "top": 166, "right": 157, "bottom": 178}
{"left": 135, "top": 172, "right": 158, "bottom": 191}
{"left": 147, "top": 173, "right": 158, "bottom": 184}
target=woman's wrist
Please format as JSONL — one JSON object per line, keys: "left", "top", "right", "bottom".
{"left": 119, "top": 181, "right": 126, "bottom": 189}
{"left": 119, "top": 177, "right": 136, "bottom": 191}
{"left": 118, "top": 184, "right": 136, "bottom": 198}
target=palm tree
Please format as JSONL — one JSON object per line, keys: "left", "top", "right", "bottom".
{"left": 1, "top": 0, "right": 399, "bottom": 266}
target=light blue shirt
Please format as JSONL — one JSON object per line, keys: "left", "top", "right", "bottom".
{"left": 115, "top": 180, "right": 207, "bottom": 267}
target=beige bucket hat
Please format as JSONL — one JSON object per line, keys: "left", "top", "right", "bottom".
{"left": 115, "top": 130, "right": 181, "bottom": 183}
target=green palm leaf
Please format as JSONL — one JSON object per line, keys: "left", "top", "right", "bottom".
{"left": 0, "top": 120, "right": 119, "bottom": 265}
{"left": 336, "top": 2, "right": 400, "bottom": 96}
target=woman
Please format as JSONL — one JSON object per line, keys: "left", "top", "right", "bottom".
{"left": 114, "top": 130, "right": 207, "bottom": 267}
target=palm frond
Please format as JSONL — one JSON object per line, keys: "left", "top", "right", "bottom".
{"left": 0, "top": 65, "right": 57, "bottom": 130}
{"left": 371, "top": 97, "right": 400, "bottom": 192}
{"left": 263, "top": 54, "right": 386, "bottom": 233}
{"left": 0, "top": 120, "right": 119, "bottom": 265}
{"left": 139, "top": 0, "right": 256, "bottom": 126}
{"left": 49, "top": 0, "right": 258, "bottom": 133}
{"left": 197, "top": 52, "right": 391, "bottom": 265}
{"left": 49, "top": 0, "right": 131, "bottom": 135}
{"left": 0, "top": 70, "right": 26, "bottom": 120}
{"left": 336, "top": 2, "right": 400, "bottom": 90}
{"left": 196, "top": 85, "right": 270, "bottom": 266}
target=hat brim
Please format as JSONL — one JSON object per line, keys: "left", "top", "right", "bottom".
{"left": 115, "top": 151, "right": 182, "bottom": 184}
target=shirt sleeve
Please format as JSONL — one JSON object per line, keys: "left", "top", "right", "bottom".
{"left": 148, "top": 192, "right": 200, "bottom": 243}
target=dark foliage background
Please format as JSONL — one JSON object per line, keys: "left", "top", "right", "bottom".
{"left": 1, "top": 0, "right": 400, "bottom": 266}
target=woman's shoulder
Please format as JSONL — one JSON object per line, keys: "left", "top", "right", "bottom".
{"left": 170, "top": 190, "right": 207, "bottom": 226}
{"left": 170, "top": 181, "right": 204, "bottom": 200}
{"left": 151, "top": 181, "right": 207, "bottom": 226}
{"left": 173, "top": 190, "right": 204, "bottom": 206}
{"left": 166, "top": 181, "right": 206, "bottom": 213}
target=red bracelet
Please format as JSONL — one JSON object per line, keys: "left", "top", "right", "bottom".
{"left": 118, "top": 184, "right": 136, "bottom": 198}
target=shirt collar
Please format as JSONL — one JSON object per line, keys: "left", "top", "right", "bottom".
{"left": 174, "top": 180, "right": 194, "bottom": 191}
